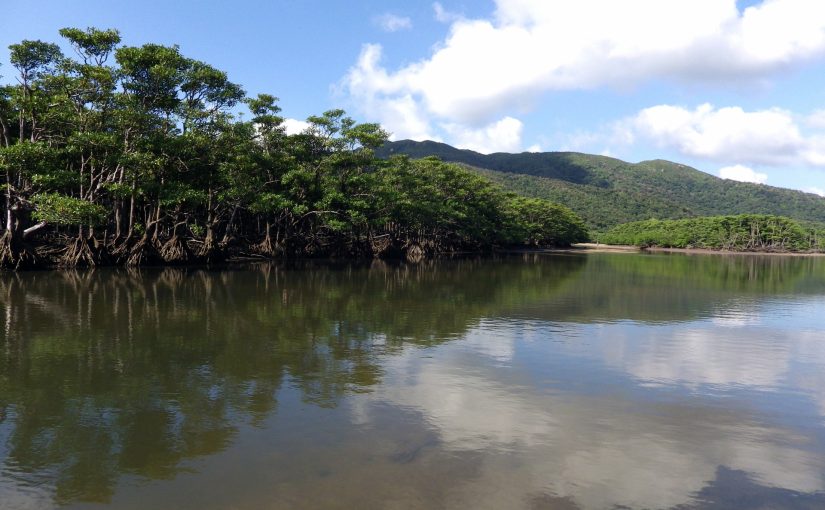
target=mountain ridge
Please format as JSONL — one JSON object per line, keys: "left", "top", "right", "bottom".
{"left": 376, "top": 140, "right": 825, "bottom": 231}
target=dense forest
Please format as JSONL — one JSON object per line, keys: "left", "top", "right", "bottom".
{"left": 599, "top": 215, "right": 825, "bottom": 252}
{"left": 378, "top": 140, "right": 825, "bottom": 232}
{"left": 0, "top": 28, "right": 588, "bottom": 269}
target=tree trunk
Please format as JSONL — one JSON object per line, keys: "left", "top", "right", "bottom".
{"left": 0, "top": 117, "right": 9, "bottom": 148}
{"left": 221, "top": 205, "right": 239, "bottom": 246}
{"left": 127, "top": 187, "right": 136, "bottom": 239}
{"left": 114, "top": 200, "right": 122, "bottom": 240}
{"left": 0, "top": 203, "right": 36, "bottom": 269}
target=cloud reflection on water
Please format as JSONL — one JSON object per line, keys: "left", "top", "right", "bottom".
{"left": 350, "top": 298, "right": 825, "bottom": 509}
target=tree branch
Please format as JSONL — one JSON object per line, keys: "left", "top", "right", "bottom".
{"left": 22, "top": 221, "right": 48, "bottom": 239}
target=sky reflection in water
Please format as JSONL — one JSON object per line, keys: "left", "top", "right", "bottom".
{"left": 1, "top": 253, "right": 824, "bottom": 509}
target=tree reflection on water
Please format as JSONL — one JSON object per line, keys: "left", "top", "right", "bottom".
{"left": 0, "top": 253, "right": 823, "bottom": 508}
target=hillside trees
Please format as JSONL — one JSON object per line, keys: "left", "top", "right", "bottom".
{"left": 377, "top": 141, "right": 825, "bottom": 232}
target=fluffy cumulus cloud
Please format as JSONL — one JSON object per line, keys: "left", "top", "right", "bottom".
{"left": 442, "top": 116, "right": 524, "bottom": 153}
{"left": 807, "top": 186, "right": 825, "bottom": 197}
{"left": 718, "top": 164, "right": 769, "bottom": 184}
{"left": 282, "top": 118, "right": 310, "bottom": 135}
{"left": 619, "top": 103, "right": 825, "bottom": 167}
{"left": 343, "top": 0, "right": 825, "bottom": 152}
{"left": 374, "top": 13, "right": 412, "bottom": 32}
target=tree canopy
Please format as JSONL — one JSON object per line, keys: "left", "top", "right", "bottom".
{"left": 0, "top": 28, "right": 588, "bottom": 269}
{"left": 599, "top": 215, "right": 825, "bottom": 252}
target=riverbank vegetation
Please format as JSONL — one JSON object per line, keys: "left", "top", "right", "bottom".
{"left": 599, "top": 215, "right": 825, "bottom": 252}
{"left": 0, "top": 28, "right": 588, "bottom": 269}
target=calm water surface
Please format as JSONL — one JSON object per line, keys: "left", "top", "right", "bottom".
{"left": 1, "top": 253, "right": 824, "bottom": 509}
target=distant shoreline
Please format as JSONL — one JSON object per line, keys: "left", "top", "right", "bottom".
{"left": 4, "top": 243, "right": 823, "bottom": 273}
{"left": 568, "top": 243, "right": 825, "bottom": 257}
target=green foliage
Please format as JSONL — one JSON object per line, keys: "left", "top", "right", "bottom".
{"left": 0, "top": 27, "right": 589, "bottom": 268}
{"left": 504, "top": 196, "right": 589, "bottom": 246}
{"left": 59, "top": 27, "right": 121, "bottom": 65}
{"left": 31, "top": 170, "right": 80, "bottom": 189}
{"left": 377, "top": 141, "right": 825, "bottom": 232}
{"left": 8, "top": 40, "right": 63, "bottom": 80}
{"left": 373, "top": 157, "right": 588, "bottom": 248}
{"left": 100, "top": 182, "right": 132, "bottom": 199}
{"left": 158, "top": 182, "right": 207, "bottom": 207}
{"left": 115, "top": 43, "right": 188, "bottom": 113}
{"left": 600, "top": 215, "right": 821, "bottom": 252}
{"left": 0, "top": 142, "right": 61, "bottom": 177}
{"left": 32, "top": 193, "right": 107, "bottom": 226}
{"left": 189, "top": 223, "right": 204, "bottom": 236}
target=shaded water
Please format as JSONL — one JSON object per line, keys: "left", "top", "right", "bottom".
{"left": 1, "top": 253, "right": 824, "bottom": 509}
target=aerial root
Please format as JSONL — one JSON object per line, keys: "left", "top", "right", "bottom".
{"left": 0, "top": 231, "right": 38, "bottom": 269}
{"left": 60, "top": 235, "right": 100, "bottom": 268}
{"left": 126, "top": 235, "right": 162, "bottom": 267}
{"left": 255, "top": 232, "right": 282, "bottom": 257}
{"left": 160, "top": 235, "right": 196, "bottom": 264}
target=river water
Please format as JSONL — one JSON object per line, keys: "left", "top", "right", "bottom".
{"left": 1, "top": 253, "right": 824, "bottom": 509}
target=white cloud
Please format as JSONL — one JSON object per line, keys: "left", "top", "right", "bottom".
{"left": 441, "top": 116, "right": 523, "bottom": 153}
{"left": 374, "top": 13, "right": 412, "bottom": 32}
{"left": 433, "top": 2, "right": 462, "bottom": 23}
{"left": 559, "top": 129, "right": 617, "bottom": 152}
{"left": 343, "top": 0, "right": 825, "bottom": 151}
{"left": 619, "top": 103, "right": 825, "bottom": 168}
{"left": 807, "top": 186, "right": 825, "bottom": 196}
{"left": 719, "top": 165, "right": 768, "bottom": 184}
{"left": 805, "top": 109, "right": 825, "bottom": 128}
{"left": 282, "top": 118, "right": 310, "bottom": 135}
{"left": 630, "top": 104, "right": 805, "bottom": 165}
{"left": 341, "top": 44, "right": 440, "bottom": 141}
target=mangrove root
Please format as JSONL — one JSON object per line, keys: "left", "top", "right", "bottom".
{"left": 0, "top": 231, "right": 38, "bottom": 270}
{"left": 198, "top": 238, "right": 226, "bottom": 265}
{"left": 125, "top": 235, "right": 163, "bottom": 267}
{"left": 60, "top": 235, "right": 102, "bottom": 268}
{"left": 160, "top": 235, "right": 198, "bottom": 264}
{"left": 254, "top": 233, "right": 283, "bottom": 257}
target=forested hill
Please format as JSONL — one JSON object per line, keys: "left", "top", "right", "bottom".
{"left": 377, "top": 140, "right": 825, "bottom": 231}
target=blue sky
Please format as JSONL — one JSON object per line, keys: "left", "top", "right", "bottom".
{"left": 2, "top": 0, "right": 825, "bottom": 196}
